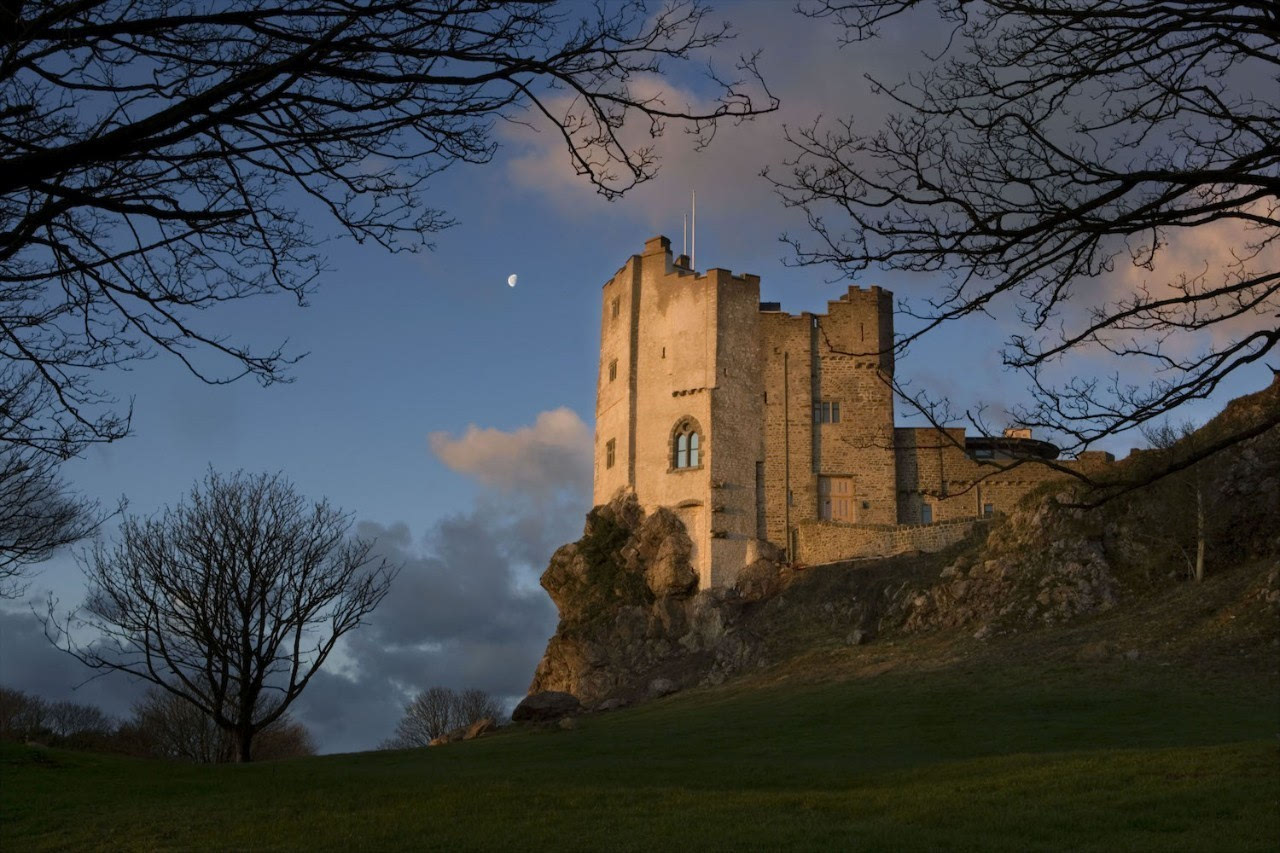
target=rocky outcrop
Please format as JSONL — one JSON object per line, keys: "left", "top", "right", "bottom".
{"left": 427, "top": 717, "right": 500, "bottom": 746}
{"left": 528, "top": 494, "right": 788, "bottom": 709}
{"left": 463, "top": 718, "right": 498, "bottom": 740}
{"left": 886, "top": 499, "right": 1119, "bottom": 637}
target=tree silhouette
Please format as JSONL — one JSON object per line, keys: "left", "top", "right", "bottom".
{"left": 48, "top": 470, "right": 395, "bottom": 762}
{"left": 1, "top": 0, "right": 775, "bottom": 455}
{"left": 775, "top": 1, "right": 1278, "bottom": 490}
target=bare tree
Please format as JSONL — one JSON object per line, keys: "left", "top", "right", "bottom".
{"left": 775, "top": 1, "right": 1278, "bottom": 486}
{"left": 0, "top": 441, "right": 105, "bottom": 598}
{"left": 386, "top": 686, "right": 458, "bottom": 747}
{"left": 455, "top": 687, "right": 502, "bottom": 725}
{"left": 0, "top": 685, "right": 47, "bottom": 741}
{"left": 0, "top": 0, "right": 774, "bottom": 456}
{"left": 45, "top": 698, "right": 115, "bottom": 740}
{"left": 125, "top": 687, "right": 314, "bottom": 762}
{"left": 382, "top": 685, "right": 500, "bottom": 747}
{"left": 1137, "top": 420, "right": 1210, "bottom": 582}
{"left": 124, "top": 688, "right": 229, "bottom": 763}
{"left": 46, "top": 469, "right": 396, "bottom": 762}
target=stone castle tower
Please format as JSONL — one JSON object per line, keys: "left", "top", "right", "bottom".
{"left": 594, "top": 236, "right": 1108, "bottom": 590}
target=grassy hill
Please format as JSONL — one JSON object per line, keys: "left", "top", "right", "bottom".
{"left": 4, "top": 603, "right": 1277, "bottom": 851}
{"left": 5, "top": 385, "right": 1277, "bottom": 851}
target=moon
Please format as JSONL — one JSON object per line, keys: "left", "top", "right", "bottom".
{"left": 507, "top": 274, "right": 518, "bottom": 288}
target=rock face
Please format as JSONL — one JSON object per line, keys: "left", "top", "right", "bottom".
{"left": 885, "top": 497, "right": 1120, "bottom": 637}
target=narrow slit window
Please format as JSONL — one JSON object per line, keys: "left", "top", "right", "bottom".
{"left": 608, "top": 359, "right": 617, "bottom": 382}
{"left": 606, "top": 439, "right": 616, "bottom": 469}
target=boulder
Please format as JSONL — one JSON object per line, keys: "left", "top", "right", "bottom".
{"left": 512, "top": 691, "right": 582, "bottom": 722}
{"left": 463, "top": 717, "right": 498, "bottom": 740}
{"left": 647, "top": 677, "right": 678, "bottom": 698}
{"left": 594, "top": 697, "right": 629, "bottom": 713}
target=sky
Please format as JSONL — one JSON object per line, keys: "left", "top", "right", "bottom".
{"left": 1, "top": 2, "right": 1273, "bottom": 755}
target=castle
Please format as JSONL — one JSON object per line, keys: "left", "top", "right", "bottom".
{"left": 593, "top": 236, "right": 1113, "bottom": 589}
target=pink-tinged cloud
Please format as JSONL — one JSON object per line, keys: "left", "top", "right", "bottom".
{"left": 428, "top": 407, "right": 592, "bottom": 498}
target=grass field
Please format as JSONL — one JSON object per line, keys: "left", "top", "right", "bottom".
{"left": 3, "top": 658, "right": 1277, "bottom": 852}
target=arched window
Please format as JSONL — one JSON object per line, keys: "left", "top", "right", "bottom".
{"left": 672, "top": 419, "right": 702, "bottom": 469}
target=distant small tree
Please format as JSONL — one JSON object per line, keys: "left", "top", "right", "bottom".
{"left": 455, "top": 688, "right": 502, "bottom": 727}
{"left": 382, "top": 686, "right": 501, "bottom": 748}
{"left": 47, "top": 470, "right": 396, "bottom": 762}
{"left": 0, "top": 685, "right": 47, "bottom": 741}
{"left": 1139, "top": 421, "right": 1210, "bottom": 583}
{"left": 45, "top": 699, "right": 115, "bottom": 741}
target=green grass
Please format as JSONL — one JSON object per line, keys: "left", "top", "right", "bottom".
{"left": 3, "top": 662, "right": 1278, "bottom": 851}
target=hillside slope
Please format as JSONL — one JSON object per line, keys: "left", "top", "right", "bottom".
{"left": 4, "top": 658, "right": 1277, "bottom": 852}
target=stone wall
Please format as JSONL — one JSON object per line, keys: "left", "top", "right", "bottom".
{"left": 894, "top": 427, "right": 1115, "bottom": 524}
{"left": 795, "top": 517, "right": 984, "bottom": 565}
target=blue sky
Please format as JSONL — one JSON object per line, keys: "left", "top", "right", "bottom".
{"left": 2, "top": 2, "right": 1272, "bottom": 754}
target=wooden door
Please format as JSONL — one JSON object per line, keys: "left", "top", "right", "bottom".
{"left": 819, "top": 476, "right": 855, "bottom": 522}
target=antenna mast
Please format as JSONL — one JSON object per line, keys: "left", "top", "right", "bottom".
{"left": 683, "top": 213, "right": 687, "bottom": 259}
{"left": 691, "top": 190, "right": 696, "bottom": 270}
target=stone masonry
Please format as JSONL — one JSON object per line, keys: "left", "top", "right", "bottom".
{"left": 593, "top": 236, "right": 1113, "bottom": 589}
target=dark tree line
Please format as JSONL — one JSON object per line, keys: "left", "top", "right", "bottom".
{"left": 0, "top": 684, "right": 314, "bottom": 761}
{"left": 776, "top": 0, "right": 1278, "bottom": 494}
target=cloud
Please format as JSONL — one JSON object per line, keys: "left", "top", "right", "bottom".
{"left": 289, "top": 409, "right": 592, "bottom": 753}
{"left": 428, "top": 407, "right": 591, "bottom": 498}
{"left": 0, "top": 607, "right": 147, "bottom": 720}
{"left": 1103, "top": 205, "right": 1280, "bottom": 347}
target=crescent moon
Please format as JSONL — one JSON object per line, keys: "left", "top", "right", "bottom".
{"left": 507, "top": 274, "right": 518, "bottom": 287}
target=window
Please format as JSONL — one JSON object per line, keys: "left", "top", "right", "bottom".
{"left": 813, "top": 400, "right": 841, "bottom": 423}
{"left": 606, "top": 439, "right": 616, "bottom": 469}
{"left": 973, "top": 447, "right": 994, "bottom": 459}
{"left": 672, "top": 420, "right": 701, "bottom": 469}
{"left": 608, "top": 359, "right": 617, "bottom": 382}
{"left": 982, "top": 502, "right": 994, "bottom": 518}
{"left": 611, "top": 297, "right": 620, "bottom": 319}
{"left": 921, "top": 503, "right": 933, "bottom": 524}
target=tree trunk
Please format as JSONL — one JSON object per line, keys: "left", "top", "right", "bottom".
{"left": 236, "top": 728, "right": 253, "bottom": 763}
{"left": 1194, "top": 483, "right": 1206, "bottom": 583}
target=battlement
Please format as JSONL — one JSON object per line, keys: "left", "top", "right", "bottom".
{"left": 755, "top": 284, "right": 895, "bottom": 321}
